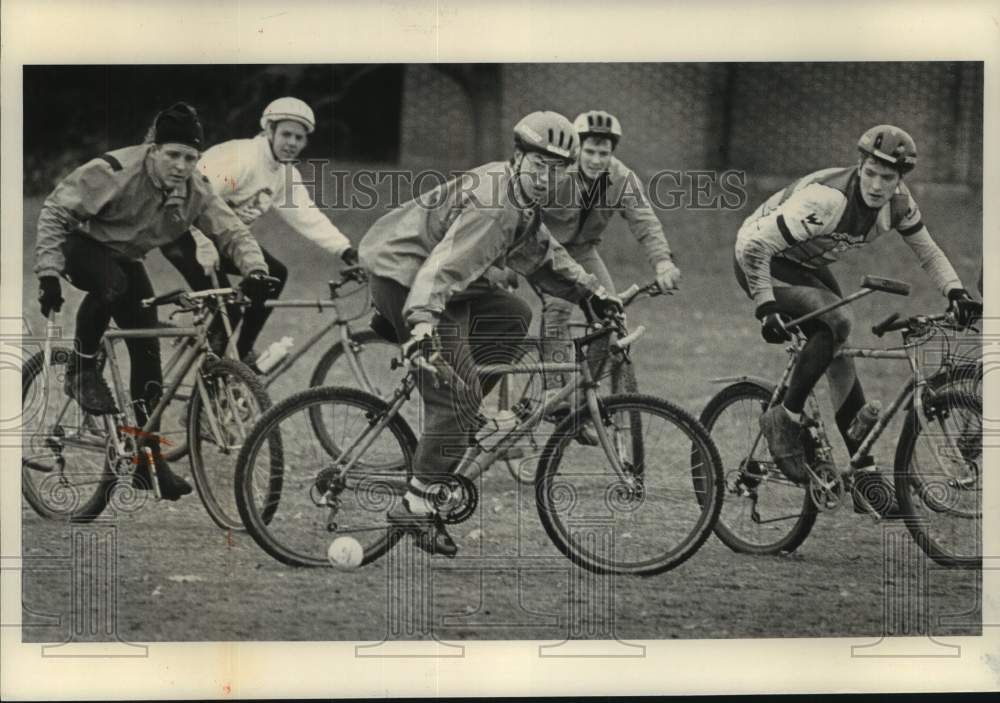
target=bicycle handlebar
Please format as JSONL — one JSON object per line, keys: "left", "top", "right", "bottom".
{"left": 612, "top": 325, "right": 646, "bottom": 349}
{"left": 142, "top": 286, "right": 243, "bottom": 309}
{"left": 871, "top": 312, "right": 902, "bottom": 337}
{"left": 619, "top": 281, "right": 664, "bottom": 307}
{"left": 871, "top": 311, "right": 962, "bottom": 338}
{"left": 328, "top": 266, "right": 368, "bottom": 297}
{"left": 141, "top": 288, "right": 187, "bottom": 308}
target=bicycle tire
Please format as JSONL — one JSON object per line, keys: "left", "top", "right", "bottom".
{"left": 535, "top": 393, "right": 723, "bottom": 576}
{"left": 21, "top": 347, "right": 115, "bottom": 521}
{"left": 926, "top": 361, "right": 982, "bottom": 400}
{"left": 894, "top": 388, "right": 981, "bottom": 569}
{"left": 699, "top": 381, "right": 817, "bottom": 555}
{"left": 235, "top": 385, "right": 416, "bottom": 567}
{"left": 307, "top": 329, "right": 403, "bottom": 459}
{"left": 610, "top": 354, "right": 644, "bottom": 471}
{"left": 188, "top": 357, "right": 280, "bottom": 530}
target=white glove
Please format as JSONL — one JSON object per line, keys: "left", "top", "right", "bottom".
{"left": 402, "top": 322, "right": 435, "bottom": 360}
{"left": 654, "top": 259, "right": 681, "bottom": 293}
{"left": 193, "top": 229, "right": 220, "bottom": 276}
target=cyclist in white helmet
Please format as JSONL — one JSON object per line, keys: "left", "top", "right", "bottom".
{"left": 734, "top": 124, "right": 981, "bottom": 516}
{"left": 538, "top": 110, "right": 680, "bottom": 389}
{"left": 359, "top": 110, "right": 622, "bottom": 557}
{"left": 161, "top": 97, "right": 356, "bottom": 364}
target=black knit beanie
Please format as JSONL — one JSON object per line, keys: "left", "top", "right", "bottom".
{"left": 153, "top": 102, "right": 204, "bottom": 149}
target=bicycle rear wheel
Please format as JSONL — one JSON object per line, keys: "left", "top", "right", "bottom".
{"left": 21, "top": 348, "right": 115, "bottom": 521}
{"left": 699, "top": 381, "right": 817, "bottom": 555}
{"left": 235, "top": 386, "right": 416, "bottom": 567}
{"left": 188, "top": 357, "right": 279, "bottom": 530}
{"left": 895, "top": 389, "right": 981, "bottom": 569}
{"left": 535, "top": 393, "right": 722, "bottom": 576}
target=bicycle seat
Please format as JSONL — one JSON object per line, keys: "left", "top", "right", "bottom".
{"left": 369, "top": 311, "right": 400, "bottom": 343}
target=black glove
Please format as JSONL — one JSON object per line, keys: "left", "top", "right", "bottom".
{"left": 948, "top": 288, "right": 982, "bottom": 329}
{"left": 756, "top": 302, "right": 791, "bottom": 344}
{"left": 240, "top": 270, "right": 277, "bottom": 306}
{"left": 38, "top": 276, "right": 64, "bottom": 318}
{"left": 581, "top": 288, "right": 624, "bottom": 323}
{"left": 341, "top": 246, "right": 359, "bottom": 266}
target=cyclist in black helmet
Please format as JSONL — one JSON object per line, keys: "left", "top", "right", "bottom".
{"left": 734, "top": 124, "right": 981, "bottom": 516}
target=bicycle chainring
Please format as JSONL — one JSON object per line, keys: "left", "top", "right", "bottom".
{"left": 429, "top": 474, "right": 478, "bottom": 525}
{"left": 808, "top": 461, "right": 846, "bottom": 512}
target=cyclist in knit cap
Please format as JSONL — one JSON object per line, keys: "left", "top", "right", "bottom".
{"left": 34, "top": 102, "right": 271, "bottom": 499}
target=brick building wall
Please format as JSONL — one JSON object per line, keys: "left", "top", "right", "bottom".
{"left": 400, "top": 62, "right": 982, "bottom": 185}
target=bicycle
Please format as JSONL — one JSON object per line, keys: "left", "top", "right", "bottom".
{"left": 493, "top": 281, "right": 661, "bottom": 484}
{"left": 698, "top": 275, "right": 982, "bottom": 569}
{"left": 158, "top": 266, "right": 403, "bottom": 462}
{"left": 21, "top": 285, "right": 283, "bottom": 529}
{"left": 233, "top": 307, "right": 724, "bottom": 575}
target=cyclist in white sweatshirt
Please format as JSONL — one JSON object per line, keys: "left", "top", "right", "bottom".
{"left": 161, "top": 97, "right": 356, "bottom": 363}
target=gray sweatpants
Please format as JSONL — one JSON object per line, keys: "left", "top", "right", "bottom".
{"left": 370, "top": 275, "right": 533, "bottom": 482}
{"left": 536, "top": 245, "right": 616, "bottom": 389}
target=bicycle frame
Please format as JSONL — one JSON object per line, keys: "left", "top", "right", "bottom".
{"left": 494, "top": 281, "right": 660, "bottom": 413}
{"left": 329, "top": 323, "right": 646, "bottom": 493}
{"left": 217, "top": 272, "right": 377, "bottom": 391}
{"left": 93, "top": 294, "right": 244, "bottom": 494}
{"left": 723, "top": 303, "right": 974, "bottom": 512}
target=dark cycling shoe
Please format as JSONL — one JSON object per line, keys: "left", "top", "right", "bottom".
{"left": 64, "top": 366, "right": 118, "bottom": 415}
{"left": 132, "top": 446, "right": 193, "bottom": 501}
{"left": 759, "top": 405, "right": 808, "bottom": 484}
{"left": 851, "top": 469, "right": 903, "bottom": 519}
{"left": 387, "top": 499, "right": 458, "bottom": 558}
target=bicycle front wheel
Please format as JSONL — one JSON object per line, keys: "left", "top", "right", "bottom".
{"left": 235, "top": 386, "right": 416, "bottom": 567}
{"left": 188, "top": 357, "right": 278, "bottom": 530}
{"left": 699, "top": 381, "right": 817, "bottom": 555}
{"left": 895, "top": 389, "right": 981, "bottom": 569}
{"left": 535, "top": 393, "right": 722, "bottom": 576}
{"left": 21, "top": 347, "right": 115, "bottom": 521}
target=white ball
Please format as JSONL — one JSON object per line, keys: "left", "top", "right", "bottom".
{"left": 327, "top": 536, "right": 364, "bottom": 570}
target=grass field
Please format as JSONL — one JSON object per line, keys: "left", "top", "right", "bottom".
{"left": 18, "top": 165, "right": 983, "bottom": 642}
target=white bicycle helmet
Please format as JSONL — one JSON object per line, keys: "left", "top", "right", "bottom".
{"left": 260, "top": 97, "right": 316, "bottom": 134}
{"left": 513, "top": 111, "right": 579, "bottom": 162}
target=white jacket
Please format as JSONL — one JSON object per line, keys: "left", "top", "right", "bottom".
{"left": 190, "top": 134, "right": 351, "bottom": 258}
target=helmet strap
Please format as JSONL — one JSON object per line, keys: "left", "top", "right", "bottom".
{"left": 509, "top": 153, "right": 539, "bottom": 210}
{"left": 264, "top": 122, "right": 294, "bottom": 164}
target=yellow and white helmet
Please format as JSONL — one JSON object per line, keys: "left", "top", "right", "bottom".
{"left": 513, "top": 111, "right": 579, "bottom": 163}
{"left": 574, "top": 110, "right": 622, "bottom": 148}
{"left": 260, "top": 97, "right": 315, "bottom": 134}
{"left": 857, "top": 124, "right": 917, "bottom": 174}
